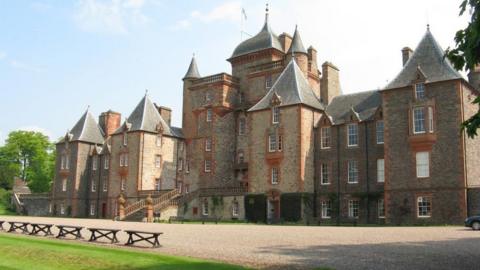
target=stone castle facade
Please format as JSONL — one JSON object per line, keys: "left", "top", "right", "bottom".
{"left": 50, "top": 10, "right": 480, "bottom": 225}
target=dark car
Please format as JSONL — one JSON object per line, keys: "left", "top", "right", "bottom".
{"left": 465, "top": 216, "right": 480, "bottom": 230}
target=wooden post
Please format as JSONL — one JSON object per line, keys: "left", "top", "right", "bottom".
{"left": 118, "top": 194, "right": 126, "bottom": 220}
{"left": 146, "top": 194, "right": 154, "bottom": 223}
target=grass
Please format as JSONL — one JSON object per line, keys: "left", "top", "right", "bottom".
{"left": 0, "top": 233, "right": 248, "bottom": 270}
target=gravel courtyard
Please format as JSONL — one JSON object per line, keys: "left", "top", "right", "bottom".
{"left": 0, "top": 216, "right": 479, "bottom": 270}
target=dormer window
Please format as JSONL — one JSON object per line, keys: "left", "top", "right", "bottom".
{"left": 265, "top": 75, "right": 273, "bottom": 89}
{"left": 415, "top": 83, "right": 425, "bottom": 100}
{"left": 123, "top": 132, "right": 128, "bottom": 146}
{"left": 272, "top": 106, "right": 280, "bottom": 124}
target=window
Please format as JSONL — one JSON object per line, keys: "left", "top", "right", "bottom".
{"left": 417, "top": 196, "right": 431, "bottom": 217}
{"left": 155, "top": 178, "right": 161, "bottom": 191}
{"left": 268, "top": 134, "right": 277, "bottom": 152}
{"left": 348, "top": 200, "right": 359, "bottom": 218}
{"left": 90, "top": 203, "right": 96, "bottom": 216}
{"left": 92, "top": 156, "right": 97, "bottom": 171}
{"left": 205, "top": 92, "right": 213, "bottom": 102}
{"left": 272, "top": 106, "right": 280, "bottom": 124}
{"left": 239, "top": 92, "right": 245, "bottom": 104}
{"left": 120, "top": 154, "right": 124, "bottom": 167}
{"left": 348, "top": 160, "right": 358, "bottom": 184}
{"left": 123, "top": 132, "right": 128, "bottom": 146}
{"left": 102, "top": 178, "right": 108, "bottom": 192}
{"left": 271, "top": 167, "right": 279, "bottom": 184}
{"left": 277, "top": 135, "right": 283, "bottom": 151}
{"left": 156, "top": 135, "right": 162, "bottom": 147}
{"left": 205, "top": 138, "right": 212, "bottom": 152}
{"left": 321, "top": 163, "right": 329, "bottom": 185}
{"left": 239, "top": 118, "right": 246, "bottom": 135}
{"left": 120, "top": 154, "right": 129, "bottom": 167}
{"left": 413, "top": 107, "right": 425, "bottom": 134}
{"left": 321, "top": 200, "right": 331, "bottom": 218}
{"left": 347, "top": 123, "right": 358, "bottom": 146}
{"left": 62, "top": 178, "right": 67, "bottom": 192}
{"left": 416, "top": 152, "right": 430, "bottom": 178}
{"left": 206, "top": 108, "right": 213, "bottom": 122}
{"left": 204, "top": 160, "right": 211, "bottom": 172}
{"left": 377, "top": 159, "right": 385, "bottom": 183}
{"left": 104, "top": 156, "right": 109, "bottom": 169}
{"left": 60, "top": 204, "right": 65, "bottom": 215}
{"left": 232, "top": 201, "right": 239, "bottom": 217}
{"left": 61, "top": 155, "right": 66, "bottom": 169}
{"left": 178, "top": 158, "right": 184, "bottom": 171}
{"left": 378, "top": 199, "right": 385, "bottom": 218}
{"left": 238, "top": 152, "right": 244, "bottom": 164}
{"left": 202, "top": 200, "right": 209, "bottom": 216}
{"left": 321, "top": 127, "right": 331, "bottom": 149}
{"left": 185, "top": 184, "right": 190, "bottom": 194}
{"left": 415, "top": 83, "right": 425, "bottom": 100}
{"left": 185, "top": 160, "right": 190, "bottom": 173}
{"left": 155, "top": 155, "right": 161, "bottom": 168}
{"left": 121, "top": 177, "right": 126, "bottom": 191}
{"left": 376, "top": 121, "right": 384, "bottom": 144}
{"left": 428, "top": 107, "right": 434, "bottom": 133}
{"left": 65, "top": 155, "right": 69, "bottom": 169}
{"left": 91, "top": 180, "right": 96, "bottom": 192}
{"left": 265, "top": 75, "right": 273, "bottom": 89}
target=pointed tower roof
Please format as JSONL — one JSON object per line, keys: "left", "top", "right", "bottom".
{"left": 183, "top": 55, "right": 201, "bottom": 80}
{"left": 248, "top": 59, "right": 324, "bottom": 112}
{"left": 113, "top": 94, "right": 178, "bottom": 137}
{"left": 67, "top": 109, "right": 105, "bottom": 144}
{"left": 384, "top": 27, "right": 462, "bottom": 90}
{"left": 287, "top": 26, "right": 307, "bottom": 54}
{"left": 230, "top": 6, "right": 283, "bottom": 59}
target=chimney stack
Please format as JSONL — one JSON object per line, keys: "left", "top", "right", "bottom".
{"left": 320, "top": 62, "right": 341, "bottom": 105}
{"left": 99, "top": 110, "right": 121, "bottom": 138}
{"left": 279, "top": 32, "right": 293, "bottom": 53}
{"left": 156, "top": 105, "right": 172, "bottom": 126}
{"left": 402, "top": 47, "right": 413, "bottom": 66}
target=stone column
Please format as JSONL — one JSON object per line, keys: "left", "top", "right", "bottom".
{"left": 146, "top": 194, "right": 154, "bottom": 223}
{"left": 118, "top": 194, "right": 126, "bottom": 220}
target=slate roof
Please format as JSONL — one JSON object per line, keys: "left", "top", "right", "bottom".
{"left": 230, "top": 14, "right": 283, "bottom": 59}
{"left": 287, "top": 26, "right": 307, "bottom": 54}
{"left": 64, "top": 109, "right": 105, "bottom": 144}
{"left": 249, "top": 59, "right": 324, "bottom": 112}
{"left": 325, "top": 90, "right": 382, "bottom": 125}
{"left": 384, "top": 28, "right": 463, "bottom": 90}
{"left": 114, "top": 95, "right": 183, "bottom": 138}
{"left": 183, "top": 56, "right": 201, "bottom": 79}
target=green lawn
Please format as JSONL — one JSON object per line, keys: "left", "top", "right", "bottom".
{"left": 0, "top": 234, "right": 248, "bottom": 270}
{"left": 0, "top": 203, "right": 15, "bottom": 215}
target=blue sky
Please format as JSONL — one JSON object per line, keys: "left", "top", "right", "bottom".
{"left": 0, "top": 0, "right": 469, "bottom": 144}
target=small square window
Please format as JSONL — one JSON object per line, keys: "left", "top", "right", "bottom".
{"left": 417, "top": 196, "right": 431, "bottom": 218}
{"left": 348, "top": 160, "right": 359, "bottom": 184}
{"left": 271, "top": 167, "right": 279, "bottom": 184}
{"left": 321, "top": 127, "right": 331, "bottom": 149}
{"left": 321, "top": 163, "right": 329, "bottom": 185}
{"left": 272, "top": 107, "right": 280, "bottom": 124}
{"left": 204, "top": 160, "right": 211, "bottom": 172}
{"left": 348, "top": 200, "right": 359, "bottom": 218}
{"left": 321, "top": 200, "right": 331, "bottom": 218}
{"left": 376, "top": 121, "right": 384, "bottom": 144}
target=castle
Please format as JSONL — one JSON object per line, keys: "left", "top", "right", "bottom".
{"left": 50, "top": 9, "right": 480, "bottom": 225}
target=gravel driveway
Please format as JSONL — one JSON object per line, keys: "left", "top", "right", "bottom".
{"left": 0, "top": 216, "right": 479, "bottom": 270}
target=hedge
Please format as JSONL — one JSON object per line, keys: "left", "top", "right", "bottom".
{"left": 244, "top": 194, "right": 266, "bottom": 223}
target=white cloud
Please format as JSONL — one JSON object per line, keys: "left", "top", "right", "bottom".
{"left": 73, "top": 0, "right": 150, "bottom": 34}
{"left": 10, "top": 60, "right": 45, "bottom": 73}
{"left": 171, "top": 1, "right": 241, "bottom": 31}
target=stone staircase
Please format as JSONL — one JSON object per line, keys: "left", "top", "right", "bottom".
{"left": 119, "top": 188, "right": 181, "bottom": 221}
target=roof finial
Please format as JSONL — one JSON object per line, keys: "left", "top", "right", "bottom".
{"left": 145, "top": 89, "right": 148, "bottom": 96}
{"left": 427, "top": 24, "right": 430, "bottom": 31}
{"left": 265, "top": 3, "right": 269, "bottom": 21}
{"left": 86, "top": 105, "right": 90, "bottom": 111}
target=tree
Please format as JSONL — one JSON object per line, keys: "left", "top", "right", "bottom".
{"left": 446, "top": 0, "right": 480, "bottom": 138}
{"left": 0, "top": 131, "right": 55, "bottom": 192}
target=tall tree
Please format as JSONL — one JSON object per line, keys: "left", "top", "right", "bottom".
{"left": 446, "top": 0, "right": 480, "bottom": 137}
{"left": 0, "top": 131, "right": 54, "bottom": 192}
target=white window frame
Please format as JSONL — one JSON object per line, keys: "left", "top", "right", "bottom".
{"left": 104, "top": 156, "right": 109, "bottom": 170}
{"left": 204, "top": 160, "right": 211, "bottom": 173}
{"left": 417, "top": 196, "right": 431, "bottom": 218}
{"left": 265, "top": 75, "right": 273, "bottom": 89}
{"left": 124, "top": 154, "right": 128, "bottom": 167}
{"left": 428, "top": 107, "right": 434, "bottom": 133}
{"left": 102, "top": 178, "right": 108, "bottom": 192}
{"left": 239, "top": 118, "right": 246, "bottom": 135}
{"left": 121, "top": 178, "right": 126, "bottom": 191}
{"left": 205, "top": 91, "right": 213, "bottom": 102}
{"left": 155, "top": 178, "right": 161, "bottom": 191}
{"left": 348, "top": 200, "right": 359, "bottom": 219}
{"left": 378, "top": 199, "right": 385, "bottom": 218}
{"left": 123, "top": 132, "right": 128, "bottom": 146}
{"left": 416, "top": 152, "right": 430, "bottom": 178}
{"left": 120, "top": 154, "right": 124, "bottom": 167}
{"left": 90, "top": 203, "right": 96, "bottom": 216}
{"left": 277, "top": 135, "right": 283, "bottom": 151}
{"left": 155, "top": 155, "right": 161, "bottom": 168}
{"left": 178, "top": 158, "right": 183, "bottom": 171}
{"left": 415, "top": 83, "right": 425, "bottom": 100}
{"left": 347, "top": 123, "right": 358, "bottom": 147}
{"left": 268, "top": 134, "right": 277, "bottom": 152}
{"left": 320, "top": 127, "right": 331, "bottom": 149}
{"left": 91, "top": 179, "right": 96, "bottom": 192}
{"left": 320, "top": 163, "right": 329, "bottom": 185}
{"left": 92, "top": 156, "right": 97, "bottom": 171}
{"left": 232, "top": 201, "right": 239, "bottom": 217}
{"left": 377, "top": 159, "right": 385, "bottom": 183}
{"left": 156, "top": 135, "right": 162, "bottom": 147}
{"left": 202, "top": 200, "right": 209, "bottom": 216}
{"left": 413, "top": 107, "right": 426, "bottom": 134}
{"left": 185, "top": 160, "right": 190, "bottom": 173}
{"left": 60, "top": 204, "right": 65, "bottom": 215}
{"left": 238, "top": 152, "right": 244, "bottom": 164}
{"left": 348, "top": 160, "right": 359, "bottom": 184}
{"left": 271, "top": 167, "right": 279, "bottom": 184}
{"left": 62, "top": 178, "right": 67, "bottom": 192}
{"left": 321, "top": 200, "right": 331, "bottom": 219}
{"left": 376, "top": 121, "right": 384, "bottom": 144}
{"left": 272, "top": 106, "right": 280, "bottom": 124}
{"left": 206, "top": 108, "right": 213, "bottom": 122}
{"left": 61, "top": 155, "right": 65, "bottom": 170}
{"left": 205, "top": 138, "right": 212, "bottom": 152}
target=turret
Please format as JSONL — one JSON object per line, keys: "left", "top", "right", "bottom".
{"left": 286, "top": 26, "right": 308, "bottom": 76}
{"left": 182, "top": 55, "right": 201, "bottom": 138}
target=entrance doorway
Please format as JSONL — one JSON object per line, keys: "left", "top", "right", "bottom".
{"left": 267, "top": 200, "right": 280, "bottom": 220}
{"left": 101, "top": 203, "right": 107, "bottom": 218}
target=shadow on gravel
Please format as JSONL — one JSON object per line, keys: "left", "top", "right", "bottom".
{"left": 257, "top": 237, "right": 480, "bottom": 270}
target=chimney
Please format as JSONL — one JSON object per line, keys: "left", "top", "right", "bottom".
{"left": 320, "top": 62, "right": 341, "bottom": 105}
{"left": 99, "top": 110, "right": 121, "bottom": 138}
{"left": 279, "top": 32, "right": 292, "bottom": 53}
{"left": 468, "top": 65, "right": 480, "bottom": 90}
{"left": 307, "top": 46, "right": 318, "bottom": 73}
{"left": 402, "top": 47, "right": 413, "bottom": 66}
{"left": 156, "top": 105, "right": 172, "bottom": 126}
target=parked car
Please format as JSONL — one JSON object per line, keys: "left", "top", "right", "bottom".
{"left": 465, "top": 216, "right": 480, "bottom": 230}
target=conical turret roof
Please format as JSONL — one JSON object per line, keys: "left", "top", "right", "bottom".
{"left": 287, "top": 26, "right": 307, "bottom": 54}
{"left": 183, "top": 56, "right": 201, "bottom": 79}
